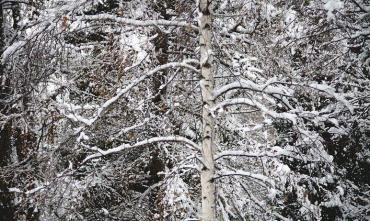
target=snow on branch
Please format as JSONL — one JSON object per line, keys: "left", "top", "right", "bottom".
{"left": 309, "top": 83, "right": 354, "bottom": 114}
{"left": 6, "top": 186, "right": 45, "bottom": 195}
{"left": 2, "top": 0, "right": 92, "bottom": 64}
{"left": 212, "top": 82, "right": 354, "bottom": 122}
{"left": 82, "top": 136, "right": 200, "bottom": 163}
{"left": 64, "top": 60, "right": 198, "bottom": 126}
{"left": 212, "top": 98, "right": 297, "bottom": 124}
{"left": 213, "top": 78, "right": 294, "bottom": 99}
{"left": 81, "top": 14, "right": 199, "bottom": 31}
{"left": 215, "top": 150, "right": 283, "bottom": 160}
{"left": 1, "top": 41, "right": 26, "bottom": 64}
{"left": 111, "top": 118, "right": 151, "bottom": 141}
{"left": 215, "top": 147, "right": 323, "bottom": 162}
{"left": 216, "top": 170, "right": 275, "bottom": 187}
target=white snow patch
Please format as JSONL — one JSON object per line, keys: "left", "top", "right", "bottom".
{"left": 8, "top": 188, "right": 22, "bottom": 193}
{"left": 1, "top": 41, "right": 26, "bottom": 63}
{"left": 324, "top": 0, "right": 344, "bottom": 19}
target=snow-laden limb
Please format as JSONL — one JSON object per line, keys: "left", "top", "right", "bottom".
{"left": 1, "top": 41, "right": 26, "bottom": 64}
{"left": 65, "top": 60, "right": 198, "bottom": 126}
{"left": 6, "top": 185, "right": 45, "bottom": 195}
{"left": 273, "top": 213, "right": 293, "bottom": 221}
{"left": 93, "top": 60, "right": 198, "bottom": 121}
{"left": 218, "top": 199, "right": 232, "bottom": 221}
{"left": 25, "top": 185, "right": 45, "bottom": 195}
{"left": 218, "top": 192, "right": 238, "bottom": 221}
{"left": 64, "top": 113, "right": 95, "bottom": 125}
{"left": 81, "top": 14, "right": 199, "bottom": 31}
{"left": 112, "top": 118, "right": 151, "bottom": 140}
{"left": 1, "top": 0, "right": 92, "bottom": 64}
{"left": 213, "top": 78, "right": 294, "bottom": 99}
{"left": 216, "top": 170, "right": 275, "bottom": 187}
{"left": 215, "top": 147, "right": 322, "bottom": 162}
{"left": 214, "top": 80, "right": 354, "bottom": 114}
{"left": 309, "top": 83, "right": 354, "bottom": 114}
{"left": 82, "top": 136, "right": 200, "bottom": 163}
{"left": 7, "top": 188, "right": 22, "bottom": 193}
{"left": 215, "top": 150, "right": 283, "bottom": 160}
{"left": 160, "top": 175, "right": 197, "bottom": 220}
{"left": 324, "top": 0, "right": 344, "bottom": 19}
{"left": 212, "top": 98, "right": 297, "bottom": 124}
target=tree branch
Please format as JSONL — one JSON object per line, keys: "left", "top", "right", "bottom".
{"left": 81, "top": 14, "right": 199, "bottom": 31}
{"left": 213, "top": 78, "right": 293, "bottom": 99}
{"left": 64, "top": 59, "right": 199, "bottom": 126}
{"left": 82, "top": 136, "right": 200, "bottom": 164}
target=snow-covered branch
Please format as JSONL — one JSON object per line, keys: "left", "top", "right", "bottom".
{"left": 216, "top": 170, "right": 275, "bottom": 187}
{"left": 309, "top": 83, "right": 354, "bottom": 114}
{"left": 65, "top": 59, "right": 198, "bottom": 126}
{"left": 214, "top": 80, "right": 354, "bottom": 115}
{"left": 81, "top": 14, "right": 199, "bottom": 31}
{"left": 213, "top": 78, "right": 293, "bottom": 99}
{"left": 6, "top": 186, "right": 45, "bottom": 195}
{"left": 111, "top": 118, "right": 151, "bottom": 141}
{"left": 82, "top": 136, "right": 200, "bottom": 163}
{"left": 215, "top": 148, "right": 323, "bottom": 162}
{"left": 212, "top": 98, "right": 297, "bottom": 124}
{"left": 216, "top": 150, "right": 283, "bottom": 160}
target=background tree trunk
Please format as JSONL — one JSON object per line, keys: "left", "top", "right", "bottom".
{"left": 0, "top": 5, "right": 16, "bottom": 221}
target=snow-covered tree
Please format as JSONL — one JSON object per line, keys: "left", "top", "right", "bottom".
{"left": 1, "top": 0, "right": 369, "bottom": 220}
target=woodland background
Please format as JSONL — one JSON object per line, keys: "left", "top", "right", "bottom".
{"left": 0, "top": 0, "right": 369, "bottom": 220}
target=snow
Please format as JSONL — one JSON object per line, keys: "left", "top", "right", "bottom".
{"left": 268, "top": 188, "right": 277, "bottom": 200}
{"left": 213, "top": 79, "right": 294, "bottom": 99}
{"left": 61, "top": 60, "right": 197, "bottom": 127}
{"left": 161, "top": 175, "right": 196, "bottom": 220}
{"left": 77, "top": 131, "right": 89, "bottom": 142}
{"left": 101, "top": 208, "right": 109, "bottom": 215}
{"left": 121, "top": 33, "right": 149, "bottom": 63}
{"left": 219, "top": 169, "right": 275, "bottom": 186}
{"left": 337, "top": 186, "right": 344, "bottom": 196}
{"left": 262, "top": 3, "right": 278, "bottom": 22}
{"left": 83, "top": 136, "right": 200, "bottom": 163}
{"left": 321, "top": 194, "right": 343, "bottom": 207}
{"left": 324, "top": 0, "right": 344, "bottom": 19}
{"left": 212, "top": 98, "right": 298, "bottom": 124}
{"left": 8, "top": 188, "right": 22, "bottom": 193}
{"left": 310, "top": 83, "right": 354, "bottom": 114}
{"left": 82, "top": 14, "right": 198, "bottom": 31}
{"left": 184, "top": 127, "right": 197, "bottom": 139}
{"left": 1, "top": 41, "right": 26, "bottom": 63}
{"left": 2, "top": 0, "right": 368, "bottom": 219}
{"left": 284, "top": 9, "right": 296, "bottom": 25}
{"left": 64, "top": 113, "right": 94, "bottom": 126}
{"left": 283, "top": 8, "right": 304, "bottom": 39}
{"left": 328, "top": 127, "right": 347, "bottom": 136}
{"left": 277, "top": 164, "right": 291, "bottom": 174}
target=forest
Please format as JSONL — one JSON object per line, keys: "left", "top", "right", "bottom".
{"left": 0, "top": 0, "right": 369, "bottom": 220}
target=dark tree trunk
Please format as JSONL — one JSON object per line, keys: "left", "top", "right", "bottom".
{"left": 0, "top": 6, "right": 17, "bottom": 221}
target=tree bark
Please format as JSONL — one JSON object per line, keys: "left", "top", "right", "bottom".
{"left": 199, "top": 0, "right": 216, "bottom": 220}
{"left": 0, "top": 5, "right": 17, "bottom": 221}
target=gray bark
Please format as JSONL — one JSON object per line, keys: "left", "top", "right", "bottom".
{"left": 0, "top": 5, "right": 17, "bottom": 221}
{"left": 199, "top": 0, "right": 216, "bottom": 220}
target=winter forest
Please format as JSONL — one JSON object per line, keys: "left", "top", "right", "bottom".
{"left": 0, "top": 0, "right": 369, "bottom": 220}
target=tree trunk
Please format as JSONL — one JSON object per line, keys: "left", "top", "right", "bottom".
{"left": 199, "top": 0, "right": 216, "bottom": 220}
{"left": 0, "top": 5, "right": 17, "bottom": 221}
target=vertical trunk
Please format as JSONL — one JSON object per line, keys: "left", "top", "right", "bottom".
{"left": 199, "top": 0, "right": 216, "bottom": 220}
{"left": 149, "top": 2, "right": 169, "bottom": 218}
{"left": 0, "top": 5, "right": 17, "bottom": 221}
{"left": 152, "top": 29, "right": 168, "bottom": 107}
